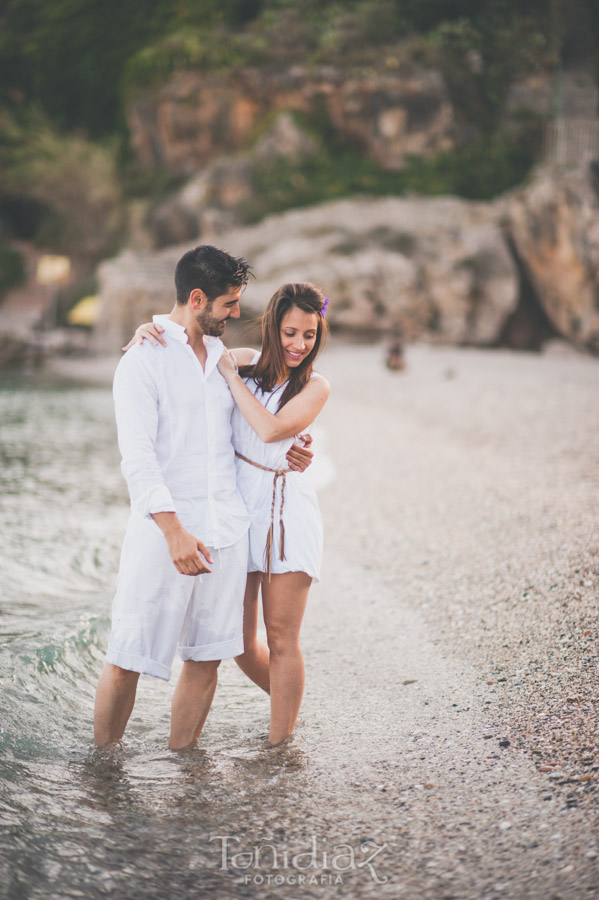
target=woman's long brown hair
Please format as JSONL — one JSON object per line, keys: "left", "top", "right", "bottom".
{"left": 239, "top": 282, "right": 329, "bottom": 410}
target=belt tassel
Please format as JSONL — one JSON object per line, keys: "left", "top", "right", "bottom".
{"left": 279, "top": 518, "right": 285, "bottom": 563}
{"left": 235, "top": 451, "right": 291, "bottom": 581}
{"left": 264, "top": 522, "right": 274, "bottom": 577}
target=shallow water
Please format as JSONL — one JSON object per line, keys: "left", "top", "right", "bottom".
{"left": 0, "top": 374, "right": 387, "bottom": 900}
{"left": 3, "top": 358, "right": 598, "bottom": 900}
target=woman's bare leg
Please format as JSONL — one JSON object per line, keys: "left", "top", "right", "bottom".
{"left": 262, "top": 572, "right": 311, "bottom": 745}
{"left": 234, "top": 572, "right": 270, "bottom": 693}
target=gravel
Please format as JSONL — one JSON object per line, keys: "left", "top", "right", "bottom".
{"left": 303, "top": 340, "right": 599, "bottom": 898}
{"left": 42, "top": 339, "right": 599, "bottom": 899}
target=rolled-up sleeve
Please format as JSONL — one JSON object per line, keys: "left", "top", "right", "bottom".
{"left": 113, "top": 349, "right": 176, "bottom": 519}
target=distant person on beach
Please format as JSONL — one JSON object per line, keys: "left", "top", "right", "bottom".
{"left": 94, "top": 246, "right": 313, "bottom": 750}
{"left": 385, "top": 326, "right": 405, "bottom": 371}
{"left": 130, "top": 282, "right": 330, "bottom": 746}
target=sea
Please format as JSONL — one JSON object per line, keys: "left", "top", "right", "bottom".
{"left": 0, "top": 371, "right": 371, "bottom": 900}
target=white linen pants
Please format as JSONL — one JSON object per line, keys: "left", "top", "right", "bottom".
{"left": 105, "top": 512, "right": 248, "bottom": 680}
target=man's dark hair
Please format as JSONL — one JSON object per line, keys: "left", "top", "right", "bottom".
{"left": 174, "top": 245, "right": 251, "bottom": 304}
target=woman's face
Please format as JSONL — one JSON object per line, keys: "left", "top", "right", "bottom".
{"left": 279, "top": 306, "right": 319, "bottom": 369}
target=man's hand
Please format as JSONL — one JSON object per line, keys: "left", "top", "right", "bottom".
{"left": 166, "top": 529, "right": 213, "bottom": 575}
{"left": 151, "top": 512, "right": 213, "bottom": 575}
{"left": 286, "top": 433, "right": 313, "bottom": 472}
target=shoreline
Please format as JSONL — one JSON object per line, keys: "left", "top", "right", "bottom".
{"left": 316, "top": 340, "right": 599, "bottom": 811}
{"left": 2, "top": 338, "right": 598, "bottom": 896}
{"left": 14, "top": 338, "right": 599, "bottom": 795}
{"left": 28, "top": 332, "right": 588, "bottom": 390}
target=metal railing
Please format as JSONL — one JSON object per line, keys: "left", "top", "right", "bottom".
{"left": 543, "top": 117, "right": 599, "bottom": 167}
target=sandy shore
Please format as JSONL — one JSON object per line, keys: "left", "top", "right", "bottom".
{"left": 47, "top": 339, "right": 599, "bottom": 783}
{"left": 307, "top": 340, "right": 599, "bottom": 896}
{"left": 42, "top": 338, "right": 599, "bottom": 896}
{"left": 48, "top": 339, "right": 599, "bottom": 782}
{"left": 317, "top": 341, "right": 599, "bottom": 783}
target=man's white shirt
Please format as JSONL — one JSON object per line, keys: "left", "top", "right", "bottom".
{"left": 113, "top": 315, "right": 249, "bottom": 549}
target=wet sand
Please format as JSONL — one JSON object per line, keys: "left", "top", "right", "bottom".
{"left": 42, "top": 340, "right": 599, "bottom": 898}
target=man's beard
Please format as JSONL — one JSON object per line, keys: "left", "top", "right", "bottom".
{"left": 196, "top": 304, "right": 225, "bottom": 336}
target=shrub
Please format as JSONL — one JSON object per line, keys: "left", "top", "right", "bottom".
{"left": 0, "top": 244, "right": 26, "bottom": 296}
{"left": 241, "top": 116, "right": 541, "bottom": 222}
{"left": 123, "top": 28, "right": 271, "bottom": 94}
{"left": 0, "top": 110, "right": 123, "bottom": 263}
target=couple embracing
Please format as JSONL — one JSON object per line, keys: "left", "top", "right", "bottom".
{"left": 94, "top": 244, "right": 330, "bottom": 750}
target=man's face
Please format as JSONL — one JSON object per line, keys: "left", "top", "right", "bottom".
{"left": 196, "top": 286, "right": 242, "bottom": 336}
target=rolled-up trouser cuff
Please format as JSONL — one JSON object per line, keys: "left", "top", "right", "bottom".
{"left": 179, "top": 634, "right": 244, "bottom": 662}
{"left": 105, "top": 647, "right": 172, "bottom": 682}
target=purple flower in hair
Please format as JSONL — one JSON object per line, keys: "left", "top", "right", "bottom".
{"left": 321, "top": 297, "right": 330, "bottom": 318}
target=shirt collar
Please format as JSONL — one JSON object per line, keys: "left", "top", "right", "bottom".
{"left": 153, "top": 314, "right": 188, "bottom": 344}
{"left": 153, "top": 314, "right": 223, "bottom": 358}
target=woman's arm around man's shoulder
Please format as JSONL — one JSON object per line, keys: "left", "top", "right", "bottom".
{"left": 229, "top": 347, "right": 258, "bottom": 366}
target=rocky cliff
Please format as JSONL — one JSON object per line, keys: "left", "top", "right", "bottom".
{"left": 96, "top": 193, "right": 517, "bottom": 351}
{"left": 127, "top": 65, "right": 454, "bottom": 175}
{"left": 95, "top": 158, "right": 599, "bottom": 356}
{"left": 505, "top": 163, "right": 599, "bottom": 353}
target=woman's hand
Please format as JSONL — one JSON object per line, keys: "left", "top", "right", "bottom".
{"left": 122, "top": 323, "right": 167, "bottom": 352}
{"left": 217, "top": 347, "right": 239, "bottom": 381}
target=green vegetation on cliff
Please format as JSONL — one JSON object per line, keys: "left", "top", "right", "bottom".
{"left": 0, "top": 0, "right": 597, "bottom": 293}
{"left": 3, "top": 0, "right": 595, "bottom": 137}
{"left": 0, "top": 0, "right": 263, "bottom": 136}
{"left": 0, "top": 109, "right": 123, "bottom": 262}
{"left": 243, "top": 112, "right": 542, "bottom": 223}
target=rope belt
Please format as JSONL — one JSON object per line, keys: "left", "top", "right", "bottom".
{"left": 235, "top": 451, "right": 292, "bottom": 579}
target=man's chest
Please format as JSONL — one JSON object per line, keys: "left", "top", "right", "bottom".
{"left": 159, "top": 364, "right": 234, "bottom": 444}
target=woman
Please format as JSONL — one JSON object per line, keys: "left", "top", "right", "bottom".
{"left": 130, "top": 283, "right": 330, "bottom": 745}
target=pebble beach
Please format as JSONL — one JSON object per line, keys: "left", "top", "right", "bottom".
{"left": 20, "top": 338, "right": 599, "bottom": 899}
{"left": 308, "top": 339, "right": 599, "bottom": 897}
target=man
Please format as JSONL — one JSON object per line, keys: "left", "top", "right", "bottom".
{"left": 94, "top": 245, "right": 310, "bottom": 750}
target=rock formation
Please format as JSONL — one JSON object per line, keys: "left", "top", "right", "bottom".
{"left": 127, "top": 65, "right": 454, "bottom": 175}
{"left": 143, "top": 112, "right": 319, "bottom": 248}
{"left": 95, "top": 195, "right": 518, "bottom": 351}
{"left": 505, "top": 161, "right": 599, "bottom": 352}
{"left": 10, "top": 158, "right": 599, "bottom": 361}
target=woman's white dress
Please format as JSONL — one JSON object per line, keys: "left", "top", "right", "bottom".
{"left": 231, "top": 364, "right": 323, "bottom": 581}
